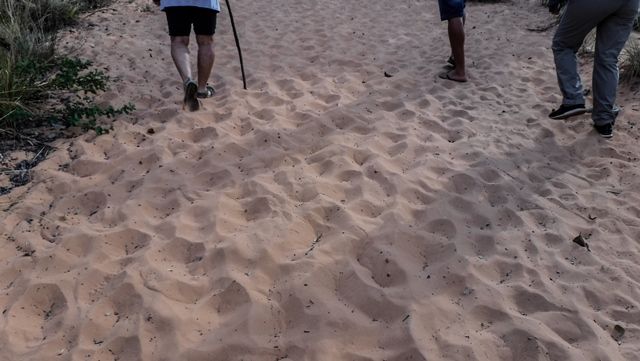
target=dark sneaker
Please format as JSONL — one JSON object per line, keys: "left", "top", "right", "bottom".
{"left": 594, "top": 122, "right": 614, "bottom": 138}
{"left": 549, "top": 104, "right": 587, "bottom": 120}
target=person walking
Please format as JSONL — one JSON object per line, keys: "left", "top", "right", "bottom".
{"left": 548, "top": 0, "right": 640, "bottom": 138}
{"left": 154, "top": 0, "right": 220, "bottom": 111}
{"left": 437, "top": 0, "right": 467, "bottom": 83}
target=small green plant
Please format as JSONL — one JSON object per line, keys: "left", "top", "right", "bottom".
{"left": 57, "top": 98, "right": 135, "bottom": 133}
{"left": 4, "top": 57, "right": 134, "bottom": 131}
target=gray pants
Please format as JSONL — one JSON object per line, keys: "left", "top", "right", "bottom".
{"left": 552, "top": 0, "right": 639, "bottom": 125}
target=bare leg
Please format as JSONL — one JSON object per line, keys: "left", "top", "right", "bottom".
{"left": 446, "top": 17, "right": 467, "bottom": 81}
{"left": 196, "top": 35, "right": 215, "bottom": 93}
{"left": 170, "top": 36, "right": 192, "bottom": 83}
{"left": 449, "top": 15, "right": 465, "bottom": 64}
{"left": 171, "top": 36, "right": 200, "bottom": 111}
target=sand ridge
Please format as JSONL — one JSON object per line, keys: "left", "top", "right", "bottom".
{"left": 1, "top": 0, "right": 640, "bottom": 360}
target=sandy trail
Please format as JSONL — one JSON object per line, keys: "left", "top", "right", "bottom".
{"left": 1, "top": 1, "right": 640, "bottom": 360}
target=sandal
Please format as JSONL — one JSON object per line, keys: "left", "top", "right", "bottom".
{"left": 183, "top": 78, "right": 200, "bottom": 111}
{"left": 197, "top": 85, "right": 215, "bottom": 99}
{"left": 438, "top": 71, "right": 467, "bottom": 83}
{"left": 447, "top": 56, "right": 456, "bottom": 68}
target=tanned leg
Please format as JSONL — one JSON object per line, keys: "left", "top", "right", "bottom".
{"left": 196, "top": 34, "right": 215, "bottom": 93}
{"left": 170, "top": 36, "right": 192, "bottom": 83}
{"left": 447, "top": 17, "right": 467, "bottom": 81}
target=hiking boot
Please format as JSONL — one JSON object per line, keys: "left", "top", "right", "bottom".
{"left": 594, "top": 121, "right": 614, "bottom": 138}
{"left": 549, "top": 104, "right": 587, "bottom": 120}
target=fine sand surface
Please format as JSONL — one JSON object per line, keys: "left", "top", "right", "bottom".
{"left": 2, "top": 0, "right": 640, "bottom": 360}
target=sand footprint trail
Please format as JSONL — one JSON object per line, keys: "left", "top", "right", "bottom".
{"left": 1, "top": 0, "right": 640, "bottom": 360}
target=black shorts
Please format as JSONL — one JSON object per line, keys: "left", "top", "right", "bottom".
{"left": 438, "top": 0, "right": 465, "bottom": 21}
{"left": 164, "top": 6, "right": 218, "bottom": 37}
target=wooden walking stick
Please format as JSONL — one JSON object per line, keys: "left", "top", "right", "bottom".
{"left": 225, "top": 0, "right": 247, "bottom": 90}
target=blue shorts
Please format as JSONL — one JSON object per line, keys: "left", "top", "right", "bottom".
{"left": 438, "top": 0, "right": 465, "bottom": 21}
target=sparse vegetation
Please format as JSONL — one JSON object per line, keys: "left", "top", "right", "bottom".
{"left": 579, "top": 30, "right": 596, "bottom": 56}
{"left": 0, "top": 0, "right": 133, "bottom": 194}
{"left": 622, "top": 40, "right": 640, "bottom": 82}
{"left": 0, "top": 0, "right": 133, "bottom": 133}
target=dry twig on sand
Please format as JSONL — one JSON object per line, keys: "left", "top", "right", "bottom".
{"left": 304, "top": 233, "right": 323, "bottom": 256}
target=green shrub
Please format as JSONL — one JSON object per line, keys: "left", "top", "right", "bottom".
{"left": 0, "top": 0, "right": 132, "bottom": 134}
{"left": 4, "top": 57, "right": 134, "bottom": 131}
